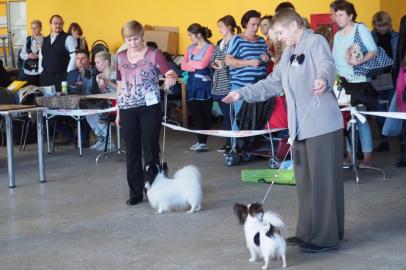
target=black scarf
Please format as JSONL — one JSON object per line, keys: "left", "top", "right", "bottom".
{"left": 377, "top": 32, "right": 393, "bottom": 59}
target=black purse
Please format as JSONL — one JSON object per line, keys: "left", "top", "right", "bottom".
{"left": 24, "top": 59, "right": 39, "bottom": 71}
{"left": 23, "top": 36, "right": 39, "bottom": 71}
{"left": 339, "top": 77, "right": 379, "bottom": 110}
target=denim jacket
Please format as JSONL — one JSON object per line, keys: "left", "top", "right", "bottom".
{"left": 67, "top": 66, "right": 100, "bottom": 95}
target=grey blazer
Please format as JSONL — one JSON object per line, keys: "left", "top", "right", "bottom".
{"left": 237, "top": 29, "right": 343, "bottom": 140}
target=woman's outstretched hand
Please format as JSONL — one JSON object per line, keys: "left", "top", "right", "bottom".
{"left": 222, "top": 91, "right": 241, "bottom": 103}
{"left": 312, "top": 79, "right": 327, "bottom": 95}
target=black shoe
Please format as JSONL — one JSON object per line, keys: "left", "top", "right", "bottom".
{"left": 373, "top": 141, "right": 390, "bottom": 152}
{"left": 339, "top": 231, "right": 344, "bottom": 241}
{"left": 126, "top": 197, "right": 143, "bottom": 205}
{"left": 301, "top": 243, "right": 339, "bottom": 253}
{"left": 286, "top": 236, "right": 305, "bottom": 246}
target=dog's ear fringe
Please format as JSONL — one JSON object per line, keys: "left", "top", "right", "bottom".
{"left": 234, "top": 203, "right": 248, "bottom": 225}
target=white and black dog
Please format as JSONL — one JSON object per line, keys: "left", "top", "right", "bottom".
{"left": 234, "top": 203, "right": 287, "bottom": 269}
{"left": 144, "top": 162, "right": 203, "bottom": 214}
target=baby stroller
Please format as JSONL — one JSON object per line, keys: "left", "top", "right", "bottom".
{"left": 224, "top": 95, "right": 289, "bottom": 167}
{"left": 224, "top": 96, "right": 289, "bottom": 168}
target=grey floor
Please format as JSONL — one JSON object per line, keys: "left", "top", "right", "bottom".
{"left": 1, "top": 130, "right": 406, "bottom": 270}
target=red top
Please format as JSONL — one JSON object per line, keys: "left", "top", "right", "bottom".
{"left": 267, "top": 96, "right": 288, "bottom": 129}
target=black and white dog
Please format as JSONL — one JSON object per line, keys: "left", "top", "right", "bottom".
{"left": 234, "top": 203, "right": 287, "bottom": 269}
{"left": 144, "top": 162, "right": 203, "bottom": 214}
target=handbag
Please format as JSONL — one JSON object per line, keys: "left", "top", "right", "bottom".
{"left": 339, "top": 77, "right": 378, "bottom": 110}
{"left": 23, "top": 59, "right": 39, "bottom": 71}
{"left": 23, "top": 36, "right": 39, "bottom": 71}
{"left": 353, "top": 24, "right": 393, "bottom": 77}
{"left": 371, "top": 73, "right": 394, "bottom": 91}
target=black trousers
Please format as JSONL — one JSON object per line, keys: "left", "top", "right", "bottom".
{"left": 40, "top": 71, "right": 67, "bottom": 92}
{"left": 120, "top": 104, "right": 161, "bottom": 200}
{"left": 188, "top": 99, "right": 212, "bottom": 144}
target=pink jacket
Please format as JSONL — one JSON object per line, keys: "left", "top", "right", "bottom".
{"left": 181, "top": 44, "right": 215, "bottom": 72}
{"left": 396, "top": 66, "right": 406, "bottom": 112}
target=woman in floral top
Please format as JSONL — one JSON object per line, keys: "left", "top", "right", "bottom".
{"left": 116, "top": 20, "right": 177, "bottom": 206}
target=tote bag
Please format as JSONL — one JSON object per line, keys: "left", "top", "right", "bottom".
{"left": 353, "top": 24, "right": 393, "bottom": 77}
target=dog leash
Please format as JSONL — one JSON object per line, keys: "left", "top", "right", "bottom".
{"left": 261, "top": 95, "right": 320, "bottom": 204}
{"left": 161, "top": 90, "right": 168, "bottom": 167}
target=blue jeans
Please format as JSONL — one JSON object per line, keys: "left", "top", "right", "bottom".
{"left": 347, "top": 105, "right": 373, "bottom": 153}
{"left": 375, "top": 89, "right": 394, "bottom": 140}
{"left": 230, "top": 84, "right": 243, "bottom": 147}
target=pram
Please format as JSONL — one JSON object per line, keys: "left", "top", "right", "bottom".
{"left": 224, "top": 95, "right": 289, "bottom": 167}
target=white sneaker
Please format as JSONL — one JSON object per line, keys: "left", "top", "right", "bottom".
{"left": 90, "top": 140, "right": 105, "bottom": 150}
{"left": 190, "top": 142, "right": 200, "bottom": 151}
{"left": 195, "top": 143, "right": 208, "bottom": 153}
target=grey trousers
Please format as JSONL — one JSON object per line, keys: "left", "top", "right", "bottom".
{"left": 293, "top": 129, "right": 344, "bottom": 247}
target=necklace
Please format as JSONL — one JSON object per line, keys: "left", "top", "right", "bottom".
{"left": 127, "top": 45, "right": 148, "bottom": 64}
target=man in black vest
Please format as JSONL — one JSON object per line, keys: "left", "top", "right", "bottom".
{"left": 39, "top": 14, "right": 76, "bottom": 92}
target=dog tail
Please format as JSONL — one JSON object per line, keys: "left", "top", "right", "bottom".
{"left": 174, "top": 165, "right": 203, "bottom": 204}
{"left": 263, "top": 211, "right": 286, "bottom": 236}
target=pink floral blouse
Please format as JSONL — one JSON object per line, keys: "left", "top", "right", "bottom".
{"left": 116, "top": 47, "right": 170, "bottom": 109}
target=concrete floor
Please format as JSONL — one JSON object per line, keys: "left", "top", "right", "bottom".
{"left": 1, "top": 130, "right": 406, "bottom": 270}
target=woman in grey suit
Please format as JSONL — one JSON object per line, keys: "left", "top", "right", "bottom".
{"left": 223, "top": 8, "right": 344, "bottom": 253}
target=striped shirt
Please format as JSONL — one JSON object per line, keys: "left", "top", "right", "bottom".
{"left": 227, "top": 35, "right": 268, "bottom": 87}
{"left": 211, "top": 38, "right": 231, "bottom": 96}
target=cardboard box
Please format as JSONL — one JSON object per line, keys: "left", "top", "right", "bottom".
{"left": 143, "top": 25, "right": 179, "bottom": 55}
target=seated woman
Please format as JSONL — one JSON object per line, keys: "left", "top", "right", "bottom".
{"left": 95, "top": 51, "right": 117, "bottom": 93}
{"left": 87, "top": 51, "right": 118, "bottom": 151}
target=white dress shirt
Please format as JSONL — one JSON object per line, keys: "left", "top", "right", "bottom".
{"left": 39, "top": 32, "right": 77, "bottom": 73}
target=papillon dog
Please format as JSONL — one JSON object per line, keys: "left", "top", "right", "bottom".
{"left": 234, "top": 203, "right": 287, "bottom": 269}
{"left": 144, "top": 162, "right": 203, "bottom": 214}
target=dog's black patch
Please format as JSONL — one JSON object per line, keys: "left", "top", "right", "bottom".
{"left": 254, "top": 232, "right": 260, "bottom": 246}
{"left": 144, "top": 162, "right": 160, "bottom": 187}
{"left": 265, "top": 225, "right": 275, "bottom": 238}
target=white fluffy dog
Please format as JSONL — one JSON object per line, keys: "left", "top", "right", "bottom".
{"left": 234, "top": 203, "right": 287, "bottom": 269}
{"left": 346, "top": 43, "right": 363, "bottom": 65}
{"left": 144, "top": 162, "right": 203, "bottom": 214}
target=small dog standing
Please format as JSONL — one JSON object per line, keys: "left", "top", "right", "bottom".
{"left": 234, "top": 203, "right": 287, "bottom": 269}
{"left": 144, "top": 162, "right": 203, "bottom": 214}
